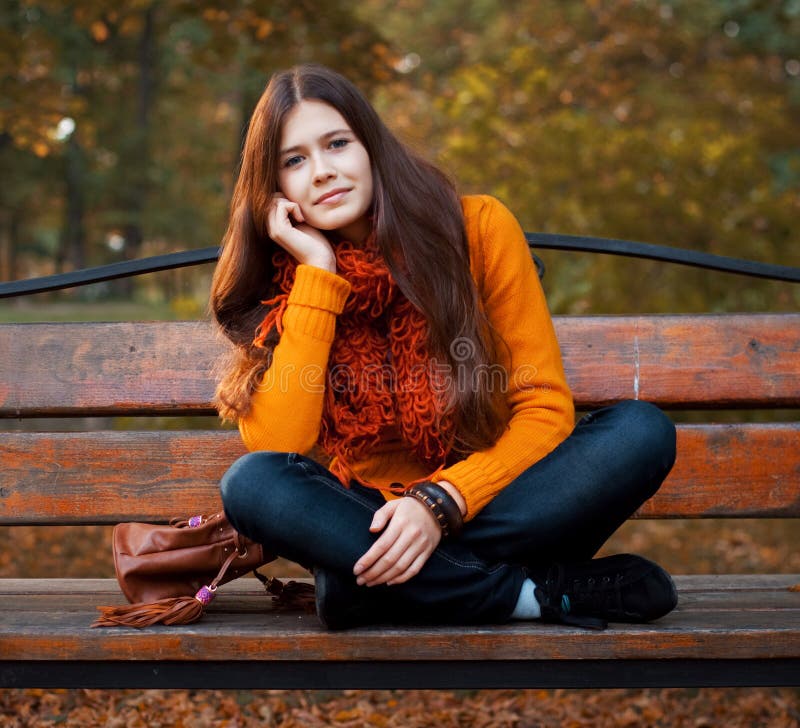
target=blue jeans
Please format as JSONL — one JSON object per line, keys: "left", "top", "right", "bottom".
{"left": 220, "top": 400, "right": 676, "bottom": 625}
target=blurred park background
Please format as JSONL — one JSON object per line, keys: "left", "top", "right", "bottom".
{"left": 1, "top": 1, "right": 799, "bottom": 725}
{"left": 2, "top": 0, "right": 799, "bottom": 319}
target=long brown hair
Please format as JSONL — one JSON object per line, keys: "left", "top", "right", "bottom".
{"left": 210, "top": 64, "right": 509, "bottom": 457}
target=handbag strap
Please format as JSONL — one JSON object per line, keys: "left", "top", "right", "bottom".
{"left": 189, "top": 548, "right": 241, "bottom": 608}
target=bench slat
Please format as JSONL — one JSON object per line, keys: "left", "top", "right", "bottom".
{"left": 0, "top": 575, "right": 798, "bottom": 662}
{"left": 1, "top": 314, "right": 798, "bottom": 416}
{"left": 2, "top": 577, "right": 800, "bottom": 612}
{"left": 1, "top": 424, "right": 798, "bottom": 524}
{"left": 559, "top": 313, "right": 800, "bottom": 409}
{"left": 2, "top": 573, "right": 795, "bottom": 595}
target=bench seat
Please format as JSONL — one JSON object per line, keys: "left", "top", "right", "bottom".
{"left": 1, "top": 575, "right": 799, "bottom": 688}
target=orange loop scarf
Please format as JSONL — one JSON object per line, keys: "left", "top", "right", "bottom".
{"left": 254, "top": 235, "right": 455, "bottom": 492}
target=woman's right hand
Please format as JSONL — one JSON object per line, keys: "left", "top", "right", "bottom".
{"left": 267, "top": 194, "right": 336, "bottom": 272}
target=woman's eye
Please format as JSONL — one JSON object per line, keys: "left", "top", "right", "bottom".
{"left": 283, "top": 155, "right": 303, "bottom": 168}
{"left": 330, "top": 138, "right": 349, "bottom": 149}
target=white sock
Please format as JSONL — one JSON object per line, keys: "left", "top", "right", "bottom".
{"left": 510, "top": 577, "right": 541, "bottom": 620}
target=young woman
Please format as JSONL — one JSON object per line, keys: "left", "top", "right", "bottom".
{"left": 211, "top": 64, "right": 678, "bottom": 631}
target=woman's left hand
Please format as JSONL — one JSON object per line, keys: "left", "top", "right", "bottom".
{"left": 353, "top": 498, "right": 442, "bottom": 587}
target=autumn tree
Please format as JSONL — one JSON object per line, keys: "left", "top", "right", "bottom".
{"left": 0, "top": 0, "right": 394, "bottom": 297}
{"left": 363, "top": 0, "right": 800, "bottom": 313}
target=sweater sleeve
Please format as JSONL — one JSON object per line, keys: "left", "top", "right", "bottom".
{"left": 238, "top": 263, "right": 352, "bottom": 453}
{"left": 434, "top": 196, "right": 575, "bottom": 520}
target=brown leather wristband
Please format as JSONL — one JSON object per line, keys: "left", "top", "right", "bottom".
{"left": 403, "top": 481, "right": 464, "bottom": 538}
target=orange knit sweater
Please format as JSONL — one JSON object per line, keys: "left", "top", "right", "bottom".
{"left": 238, "top": 195, "right": 576, "bottom": 521}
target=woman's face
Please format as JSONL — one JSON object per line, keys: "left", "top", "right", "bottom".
{"left": 277, "top": 99, "right": 374, "bottom": 243}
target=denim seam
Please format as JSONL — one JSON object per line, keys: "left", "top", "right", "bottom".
{"left": 297, "top": 471, "right": 385, "bottom": 513}
{"left": 431, "top": 548, "right": 507, "bottom": 575}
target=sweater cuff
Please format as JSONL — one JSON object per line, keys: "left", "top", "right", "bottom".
{"left": 288, "top": 264, "right": 352, "bottom": 311}
{"left": 436, "top": 453, "right": 513, "bottom": 522}
{"left": 283, "top": 264, "right": 352, "bottom": 341}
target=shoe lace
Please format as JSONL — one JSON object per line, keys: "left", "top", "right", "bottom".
{"left": 539, "top": 564, "right": 608, "bottom": 631}
{"left": 571, "top": 572, "right": 625, "bottom": 614}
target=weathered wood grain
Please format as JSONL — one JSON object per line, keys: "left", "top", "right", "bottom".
{"left": 2, "top": 424, "right": 798, "bottom": 524}
{"left": 636, "top": 423, "right": 800, "bottom": 518}
{"left": 1, "top": 314, "right": 798, "bottom": 416}
{"left": 557, "top": 314, "right": 800, "bottom": 409}
{"left": 0, "top": 576, "right": 798, "bottom": 662}
{"left": 0, "top": 574, "right": 795, "bottom": 596}
{"left": 0, "top": 321, "right": 218, "bottom": 417}
{"left": 2, "top": 577, "right": 799, "bottom": 613}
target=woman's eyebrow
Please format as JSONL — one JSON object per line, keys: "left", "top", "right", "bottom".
{"left": 280, "top": 129, "right": 353, "bottom": 155}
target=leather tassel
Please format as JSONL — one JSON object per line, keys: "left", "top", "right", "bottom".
{"left": 92, "top": 593, "right": 205, "bottom": 628}
{"left": 93, "top": 553, "right": 236, "bottom": 629}
{"left": 92, "top": 578, "right": 318, "bottom": 627}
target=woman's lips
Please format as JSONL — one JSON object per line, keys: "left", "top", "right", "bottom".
{"left": 315, "top": 188, "right": 350, "bottom": 204}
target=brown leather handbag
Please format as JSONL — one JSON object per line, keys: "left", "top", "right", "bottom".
{"left": 92, "top": 511, "right": 314, "bottom": 628}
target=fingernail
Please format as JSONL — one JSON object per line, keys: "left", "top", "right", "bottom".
{"left": 356, "top": 577, "right": 365, "bottom": 585}
{"left": 354, "top": 564, "right": 363, "bottom": 574}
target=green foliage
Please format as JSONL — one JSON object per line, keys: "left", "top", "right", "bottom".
{"left": 1, "top": 0, "right": 797, "bottom": 315}
{"left": 0, "top": 0, "right": 392, "bottom": 288}
{"left": 367, "top": 0, "right": 799, "bottom": 313}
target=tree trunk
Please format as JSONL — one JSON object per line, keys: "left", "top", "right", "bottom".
{"left": 58, "top": 132, "right": 86, "bottom": 274}
{"left": 116, "top": 3, "right": 156, "bottom": 298}
{"left": 0, "top": 208, "right": 17, "bottom": 282}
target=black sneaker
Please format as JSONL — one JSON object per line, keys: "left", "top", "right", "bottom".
{"left": 528, "top": 553, "right": 678, "bottom": 630}
{"left": 314, "top": 566, "right": 390, "bottom": 630}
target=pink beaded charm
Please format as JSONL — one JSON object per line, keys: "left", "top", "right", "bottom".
{"left": 188, "top": 515, "right": 203, "bottom": 528}
{"left": 194, "top": 585, "right": 215, "bottom": 606}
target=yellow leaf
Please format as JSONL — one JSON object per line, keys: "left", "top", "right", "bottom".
{"left": 256, "top": 20, "right": 273, "bottom": 40}
{"left": 334, "top": 708, "right": 361, "bottom": 721}
{"left": 90, "top": 21, "right": 108, "bottom": 43}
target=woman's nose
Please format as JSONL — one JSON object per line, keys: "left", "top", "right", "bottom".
{"left": 311, "top": 154, "right": 336, "bottom": 183}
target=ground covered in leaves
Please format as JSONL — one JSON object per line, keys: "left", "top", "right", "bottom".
{"left": 1, "top": 519, "right": 799, "bottom": 726}
{"left": 1, "top": 686, "right": 799, "bottom": 727}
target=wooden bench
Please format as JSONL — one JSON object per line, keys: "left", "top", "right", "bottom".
{"left": 1, "top": 313, "right": 798, "bottom": 689}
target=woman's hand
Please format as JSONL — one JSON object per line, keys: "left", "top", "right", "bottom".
{"left": 353, "top": 497, "right": 442, "bottom": 587}
{"left": 267, "top": 194, "right": 336, "bottom": 271}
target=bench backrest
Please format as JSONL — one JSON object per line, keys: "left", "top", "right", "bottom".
{"left": 1, "top": 314, "right": 798, "bottom": 524}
